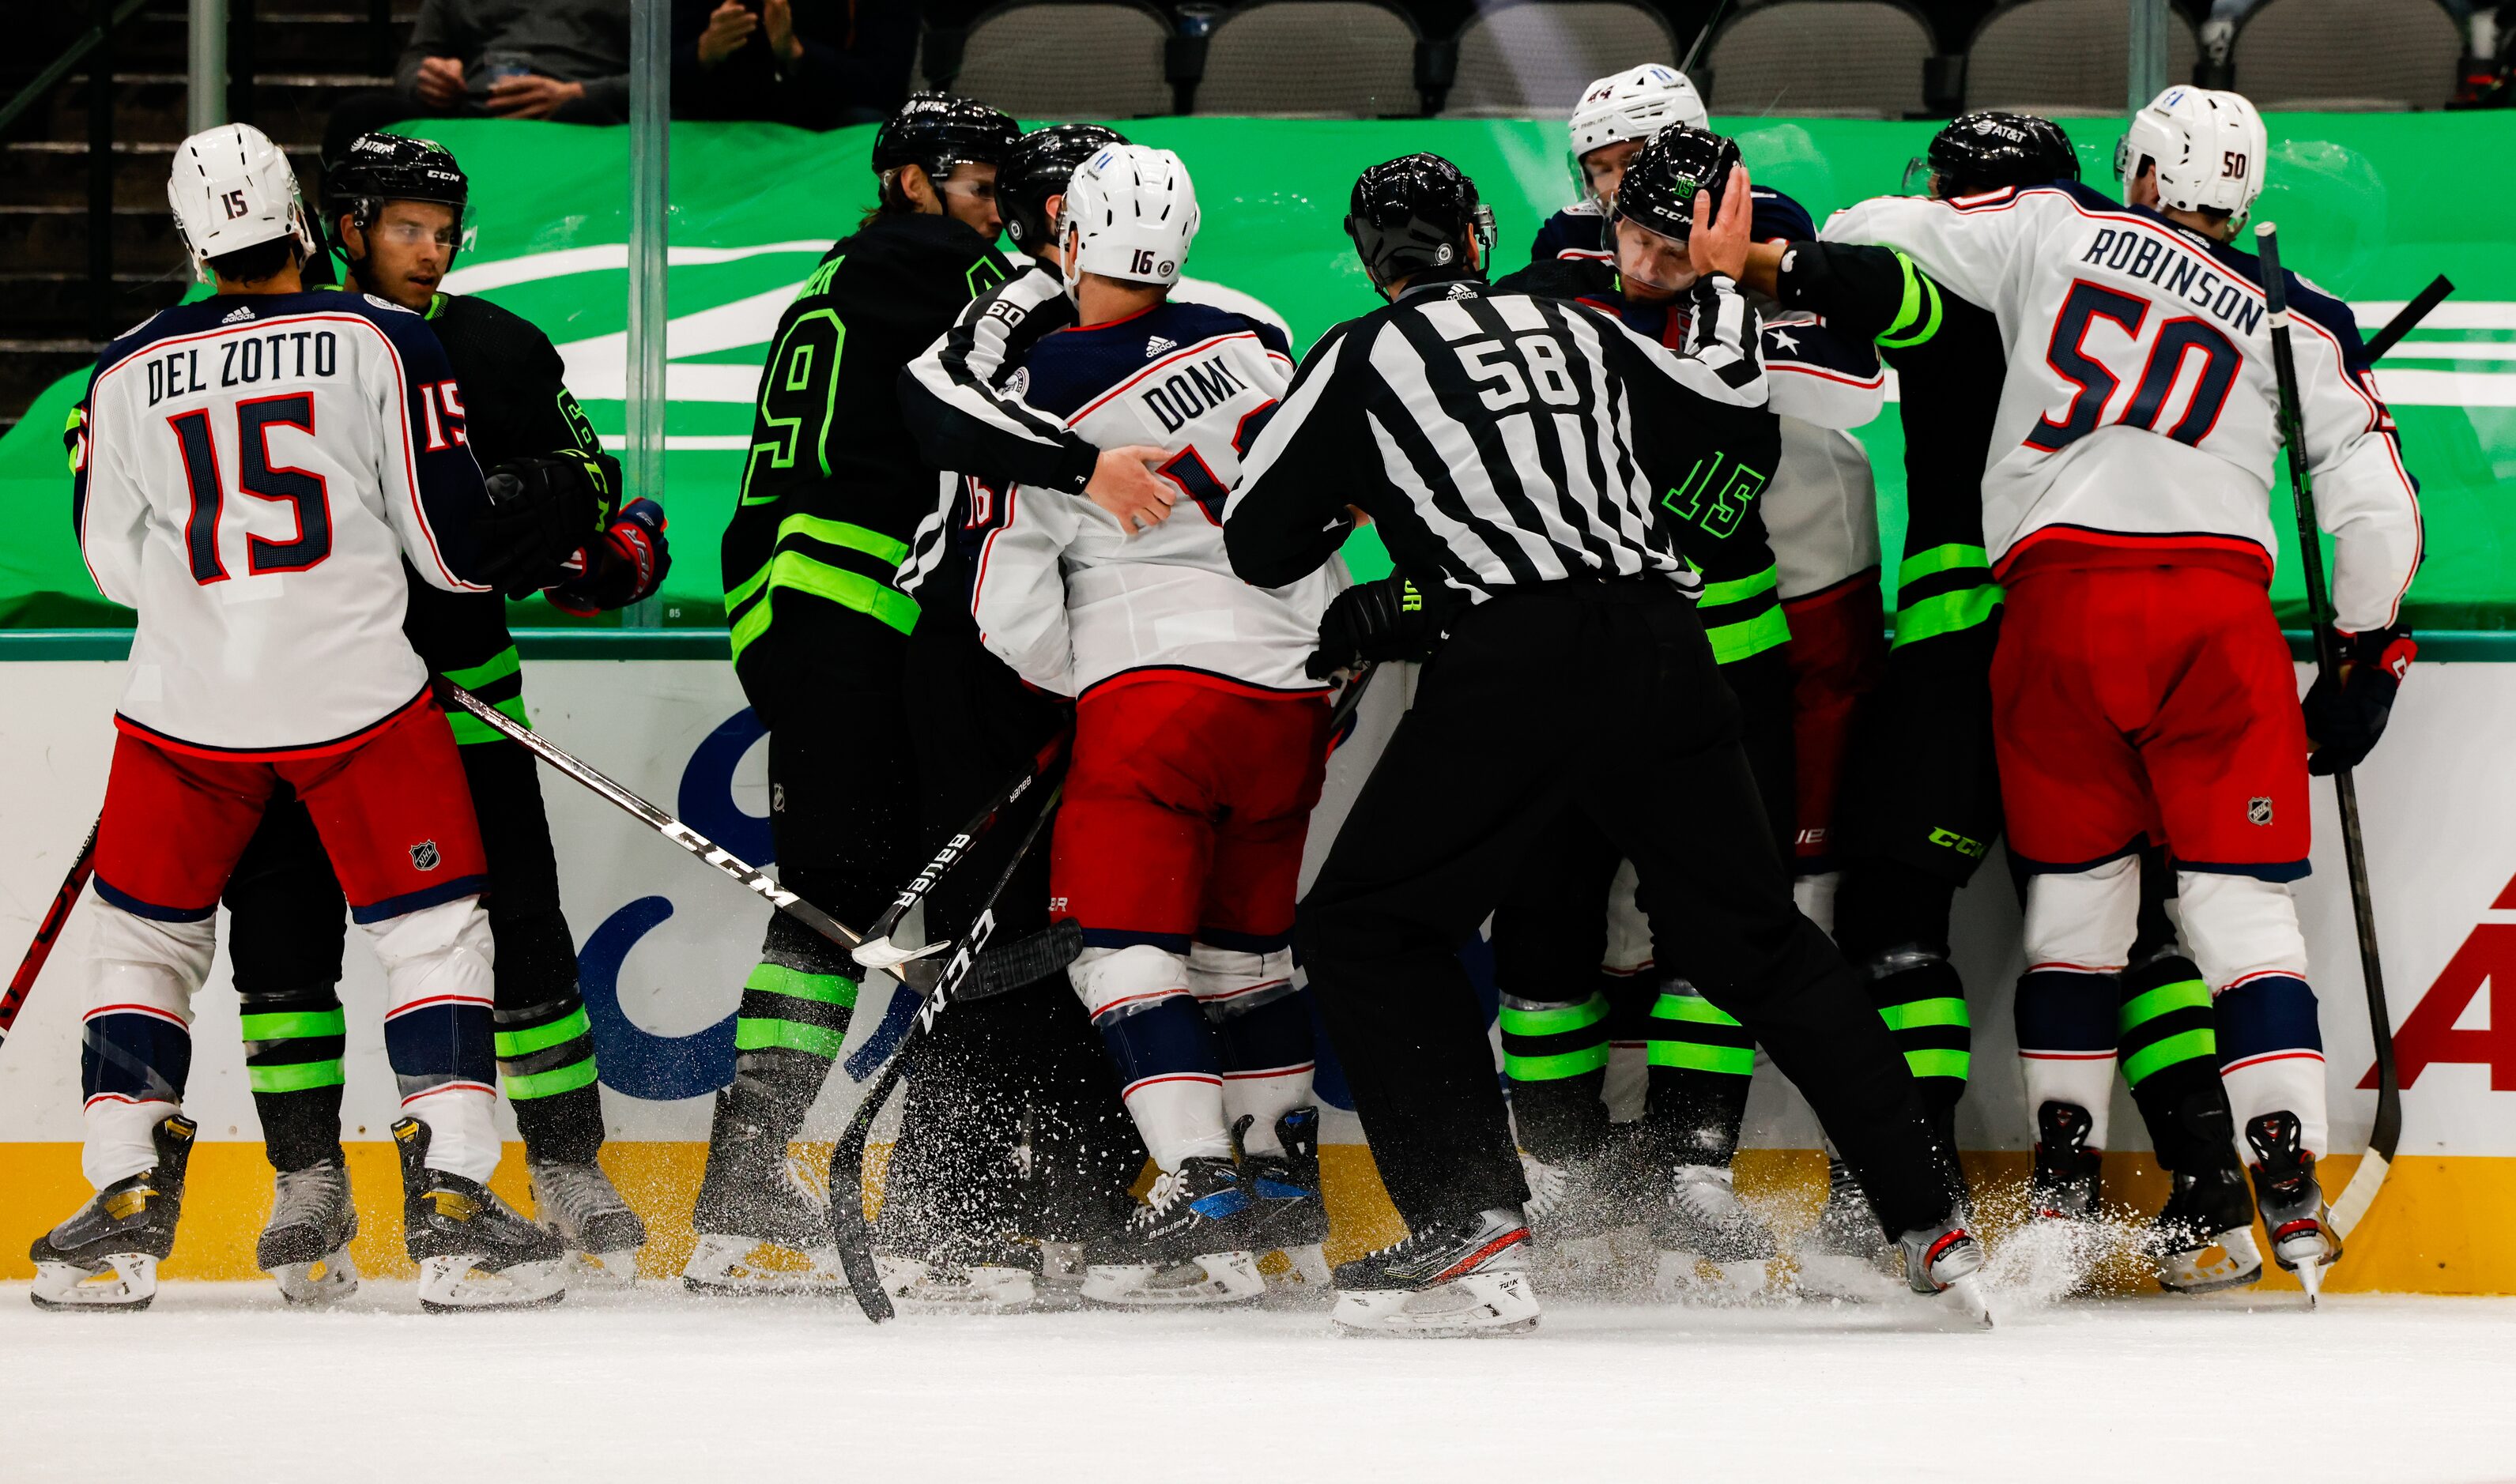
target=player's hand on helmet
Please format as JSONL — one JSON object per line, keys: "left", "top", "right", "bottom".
{"left": 1688, "top": 164, "right": 1752, "bottom": 283}
{"left": 1305, "top": 572, "right": 1444, "bottom": 680}
{"left": 2302, "top": 623, "right": 2416, "bottom": 775}
{"left": 1087, "top": 444, "right": 1175, "bottom": 533}
{"left": 477, "top": 450, "right": 605, "bottom": 598}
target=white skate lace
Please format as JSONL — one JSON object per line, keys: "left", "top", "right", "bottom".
{"left": 1670, "top": 1166, "right": 1746, "bottom": 1223}
{"left": 270, "top": 1163, "right": 351, "bottom": 1233}
{"left": 530, "top": 1161, "right": 632, "bottom": 1235}
{"left": 1518, "top": 1154, "right": 1569, "bottom": 1222}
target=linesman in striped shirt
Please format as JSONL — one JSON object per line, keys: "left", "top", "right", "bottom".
{"left": 1222, "top": 153, "right": 1992, "bottom": 1334}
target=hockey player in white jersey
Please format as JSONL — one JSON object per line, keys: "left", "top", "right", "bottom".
{"left": 1529, "top": 64, "right": 1708, "bottom": 265}
{"left": 32, "top": 124, "right": 564, "bottom": 1313}
{"left": 959, "top": 145, "right": 1343, "bottom": 1304}
{"left": 1824, "top": 87, "right": 2423, "bottom": 1294}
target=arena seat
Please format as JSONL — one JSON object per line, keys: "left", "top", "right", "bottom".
{"left": 1963, "top": 0, "right": 2201, "bottom": 115}
{"left": 1194, "top": 1, "right": 1425, "bottom": 117}
{"left": 1439, "top": 2, "right": 1681, "bottom": 119}
{"left": 2232, "top": 0, "right": 2465, "bottom": 110}
{"left": 1704, "top": 0, "right": 1939, "bottom": 119}
{"left": 922, "top": 1, "right": 1177, "bottom": 119}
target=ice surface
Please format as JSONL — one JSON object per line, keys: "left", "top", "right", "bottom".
{"left": 3, "top": 1283, "right": 2511, "bottom": 1482}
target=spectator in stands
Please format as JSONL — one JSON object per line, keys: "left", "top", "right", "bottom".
{"left": 673, "top": 0, "right": 918, "bottom": 129}
{"left": 324, "top": 0, "right": 632, "bottom": 162}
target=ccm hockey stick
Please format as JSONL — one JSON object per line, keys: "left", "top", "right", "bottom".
{"left": 2252, "top": 223, "right": 2398, "bottom": 1249}
{"left": 0, "top": 820, "right": 99, "bottom": 1053}
{"left": 828, "top": 775, "right": 1071, "bottom": 1322}
{"left": 852, "top": 729, "right": 1072, "bottom": 971}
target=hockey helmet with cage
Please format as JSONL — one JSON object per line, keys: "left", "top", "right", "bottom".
{"left": 2117, "top": 86, "right": 2266, "bottom": 217}
{"left": 1344, "top": 153, "right": 1497, "bottom": 292}
{"left": 1610, "top": 125, "right": 1742, "bottom": 244}
{"left": 872, "top": 92, "right": 1020, "bottom": 189}
{"left": 1001, "top": 123, "right": 1129, "bottom": 251}
{"left": 1907, "top": 111, "right": 2079, "bottom": 200}
{"left": 168, "top": 122, "right": 317, "bottom": 280}
{"left": 1567, "top": 64, "right": 1708, "bottom": 200}
{"left": 1060, "top": 145, "right": 1198, "bottom": 299}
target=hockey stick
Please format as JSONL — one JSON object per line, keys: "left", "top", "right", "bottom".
{"left": 828, "top": 775, "right": 1071, "bottom": 1322}
{"left": 0, "top": 820, "right": 99, "bottom": 1053}
{"left": 851, "top": 729, "right": 1071, "bottom": 971}
{"left": 2362, "top": 274, "right": 2456, "bottom": 366}
{"left": 2253, "top": 224, "right": 2399, "bottom": 1245}
{"left": 437, "top": 680, "right": 901, "bottom": 962}
{"left": 1678, "top": 0, "right": 1736, "bottom": 78}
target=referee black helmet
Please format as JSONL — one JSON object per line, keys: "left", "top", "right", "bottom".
{"left": 1611, "top": 125, "right": 1741, "bottom": 243}
{"left": 1345, "top": 153, "right": 1497, "bottom": 291}
{"left": 1001, "top": 123, "right": 1128, "bottom": 250}
{"left": 1911, "top": 111, "right": 2080, "bottom": 200}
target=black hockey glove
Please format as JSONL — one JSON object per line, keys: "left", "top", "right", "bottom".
{"left": 477, "top": 450, "right": 606, "bottom": 599}
{"left": 1305, "top": 572, "right": 1445, "bottom": 680}
{"left": 2302, "top": 624, "right": 2416, "bottom": 775}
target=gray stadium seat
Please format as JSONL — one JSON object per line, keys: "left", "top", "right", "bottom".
{"left": 927, "top": 2, "right": 1175, "bottom": 119}
{"left": 1964, "top": 0, "right": 2201, "bottom": 115}
{"left": 1705, "top": 1, "right": 1937, "bottom": 119}
{"left": 1441, "top": 2, "right": 1681, "bottom": 119}
{"left": 1195, "top": 1, "right": 1424, "bottom": 116}
{"left": 2233, "top": 0, "right": 2464, "bottom": 110}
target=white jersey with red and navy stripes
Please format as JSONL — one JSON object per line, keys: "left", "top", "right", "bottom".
{"left": 72, "top": 289, "right": 492, "bottom": 754}
{"left": 1823, "top": 181, "right": 2420, "bottom": 631}
{"left": 960, "top": 299, "right": 1340, "bottom": 699}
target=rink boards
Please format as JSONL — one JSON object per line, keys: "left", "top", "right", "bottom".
{"left": 3, "top": 652, "right": 2514, "bottom": 1293}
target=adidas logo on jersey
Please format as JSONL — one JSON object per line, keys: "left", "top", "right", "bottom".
{"left": 1146, "top": 335, "right": 1177, "bottom": 357}
{"left": 221, "top": 304, "right": 255, "bottom": 324}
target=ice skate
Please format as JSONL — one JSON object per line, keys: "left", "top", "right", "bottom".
{"left": 1899, "top": 1215, "right": 1993, "bottom": 1327}
{"left": 393, "top": 1118, "right": 568, "bottom": 1313}
{"left": 257, "top": 1158, "right": 359, "bottom": 1306}
{"left": 2246, "top": 1112, "right": 2341, "bottom": 1306}
{"left": 2028, "top": 1101, "right": 2103, "bottom": 1222}
{"left": 1239, "top": 1108, "right": 1332, "bottom": 1286}
{"left": 530, "top": 1158, "right": 647, "bottom": 1286}
{"left": 1794, "top": 1155, "right": 1900, "bottom": 1297}
{"left": 2151, "top": 1163, "right": 2265, "bottom": 1293}
{"left": 30, "top": 1115, "right": 197, "bottom": 1313}
{"left": 874, "top": 1234, "right": 1039, "bottom": 1313}
{"left": 1081, "top": 1157, "right": 1266, "bottom": 1306}
{"left": 683, "top": 1093, "right": 848, "bottom": 1297}
{"left": 1519, "top": 1131, "right": 1649, "bottom": 1246}
{"left": 1330, "top": 1206, "right": 1537, "bottom": 1335}
{"left": 1650, "top": 1163, "right": 1776, "bottom": 1301}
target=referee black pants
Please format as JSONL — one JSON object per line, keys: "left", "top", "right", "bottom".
{"left": 1299, "top": 580, "right": 1953, "bottom": 1240}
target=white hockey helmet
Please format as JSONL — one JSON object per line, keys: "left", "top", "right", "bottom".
{"left": 1568, "top": 64, "right": 1708, "bottom": 190}
{"left": 168, "top": 122, "right": 315, "bottom": 280}
{"left": 2117, "top": 86, "right": 2267, "bottom": 217}
{"left": 1061, "top": 145, "right": 1198, "bottom": 296}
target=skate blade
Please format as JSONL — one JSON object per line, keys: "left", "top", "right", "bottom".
{"left": 1081, "top": 1251, "right": 1266, "bottom": 1306}
{"left": 679, "top": 1232, "right": 850, "bottom": 1297}
{"left": 2295, "top": 1255, "right": 2324, "bottom": 1309}
{"left": 30, "top": 1253, "right": 158, "bottom": 1312}
{"left": 2158, "top": 1229, "right": 2265, "bottom": 1294}
{"left": 1789, "top": 1250, "right": 1905, "bottom": 1301}
{"left": 1331, "top": 1270, "right": 1541, "bottom": 1336}
{"left": 1943, "top": 1272, "right": 1995, "bottom": 1329}
{"left": 416, "top": 1254, "right": 569, "bottom": 1313}
{"left": 1272, "top": 1243, "right": 1333, "bottom": 1288}
{"left": 1650, "top": 1251, "right": 1771, "bottom": 1304}
{"left": 565, "top": 1249, "right": 643, "bottom": 1289}
{"left": 874, "top": 1255, "right": 1036, "bottom": 1313}
{"left": 273, "top": 1248, "right": 360, "bottom": 1306}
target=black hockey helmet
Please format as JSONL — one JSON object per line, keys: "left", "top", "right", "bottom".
{"left": 1001, "top": 123, "right": 1129, "bottom": 250}
{"left": 1345, "top": 153, "right": 1497, "bottom": 291}
{"left": 1610, "top": 125, "right": 1741, "bottom": 243}
{"left": 871, "top": 92, "right": 1020, "bottom": 185}
{"left": 1908, "top": 112, "right": 2080, "bottom": 200}
{"left": 325, "top": 130, "right": 469, "bottom": 230}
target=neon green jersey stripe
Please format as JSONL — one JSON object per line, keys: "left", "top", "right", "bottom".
{"left": 1651, "top": 994, "right": 1745, "bottom": 1029}
{"left": 1879, "top": 255, "right": 1944, "bottom": 349}
{"left": 1697, "top": 565, "right": 1779, "bottom": 608}
{"left": 495, "top": 1006, "right": 593, "bottom": 1060}
{"left": 1504, "top": 1045, "right": 1613, "bottom": 1081}
{"left": 448, "top": 693, "right": 532, "bottom": 745}
{"left": 729, "top": 552, "right": 921, "bottom": 663}
{"left": 1499, "top": 996, "right": 1609, "bottom": 1037}
{"left": 1707, "top": 605, "right": 1791, "bottom": 665}
{"left": 736, "top": 1018, "right": 847, "bottom": 1059}
{"left": 726, "top": 516, "right": 914, "bottom": 613}
{"left": 504, "top": 1059, "right": 602, "bottom": 1101}
{"left": 1647, "top": 1041, "right": 1756, "bottom": 1075}
{"left": 1879, "top": 997, "right": 1971, "bottom": 1032}
{"left": 249, "top": 1059, "right": 345, "bottom": 1094}
{"left": 1903, "top": 1048, "right": 1972, "bottom": 1079}
{"left": 1891, "top": 586, "right": 2003, "bottom": 649}
{"left": 441, "top": 646, "right": 522, "bottom": 691}
{"left": 2122, "top": 1027, "right": 2219, "bottom": 1087}
{"left": 744, "top": 962, "right": 859, "bottom": 1007}
{"left": 2119, "top": 977, "right": 2212, "bottom": 1031}
{"left": 240, "top": 1008, "right": 345, "bottom": 1041}
{"left": 1896, "top": 544, "right": 1991, "bottom": 586}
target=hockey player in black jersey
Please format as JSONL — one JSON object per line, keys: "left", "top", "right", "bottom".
{"left": 695, "top": 93, "right": 1023, "bottom": 1294}
{"left": 209, "top": 132, "right": 669, "bottom": 1307}
{"left": 1741, "top": 113, "right": 2263, "bottom": 1292}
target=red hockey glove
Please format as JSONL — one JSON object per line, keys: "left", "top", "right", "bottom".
{"left": 2302, "top": 624, "right": 2415, "bottom": 776}
{"left": 545, "top": 498, "right": 670, "bottom": 616}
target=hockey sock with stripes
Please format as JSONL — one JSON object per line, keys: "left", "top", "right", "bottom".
{"left": 2216, "top": 974, "right": 2327, "bottom": 1159}
{"left": 723, "top": 911, "right": 858, "bottom": 1151}
{"left": 1096, "top": 996, "right": 1231, "bottom": 1171}
{"left": 1641, "top": 979, "right": 1752, "bottom": 1166}
{"left": 2013, "top": 967, "right": 2118, "bottom": 1151}
{"left": 363, "top": 897, "right": 500, "bottom": 1183}
{"left": 492, "top": 905, "right": 605, "bottom": 1165}
{"left": 81, "top": 899, "right": 212, "bottom": 1188}
{"left": 1208, "top": 992, "right": 1315, "bottom": 1159}
{"left": 2115, "top": 953, "right": 2235, "bottom": 1174}
{"left": 1499, "top": 988, "right": 1613, "bottom": 1162}
{"left": 1865, "top": 949, "right": 1971, "bottom": 1113}
{"left": 240, "top": 985, "right": 348, "bottom": 1173}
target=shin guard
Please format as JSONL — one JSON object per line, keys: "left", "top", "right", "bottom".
{"left": 1073, "top": 944, "right": 1229, "bottom": 1170}
{"left": 364, "top": 896, "right": 500, "bottom": 1183}
{"left": 80, "top": 901, "right": 213, "bottom": 1188}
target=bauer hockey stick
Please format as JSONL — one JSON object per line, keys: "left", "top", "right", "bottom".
{"left": 828, "top": 775, "right": 1071, "bottom": 1322}
{"left": 851, "top": 729, "right": 1072, "bottom": 971}
{"left": 2252, "top": 223, "right": 2399, "bottom": 1243}
{"left": 0, "top": 820, "right": 99, "bottom": 1053}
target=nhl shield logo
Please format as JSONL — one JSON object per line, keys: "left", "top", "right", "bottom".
{"left": 410, "top": 839, "right": 441, "bottom": 872}
{"left": 2246, "top": 797, "right": 2274, "bottom": 827}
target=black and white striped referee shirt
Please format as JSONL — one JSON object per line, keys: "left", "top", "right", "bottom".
{"left": 1222, "top": 273, "right": 1776, "bottom": 604}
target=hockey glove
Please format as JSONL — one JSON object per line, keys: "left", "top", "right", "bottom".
{"left": 2302, "top": 624, "right": 2416, "bottom": 775}
{"left": 545, "top": 499, "right": 672, "bottom": 616}
{"left": 477, "top": 451, "right": 606, "bottom": 598}
{"left": 1305, "top": 572, "right": 1445, "bottom": 680}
